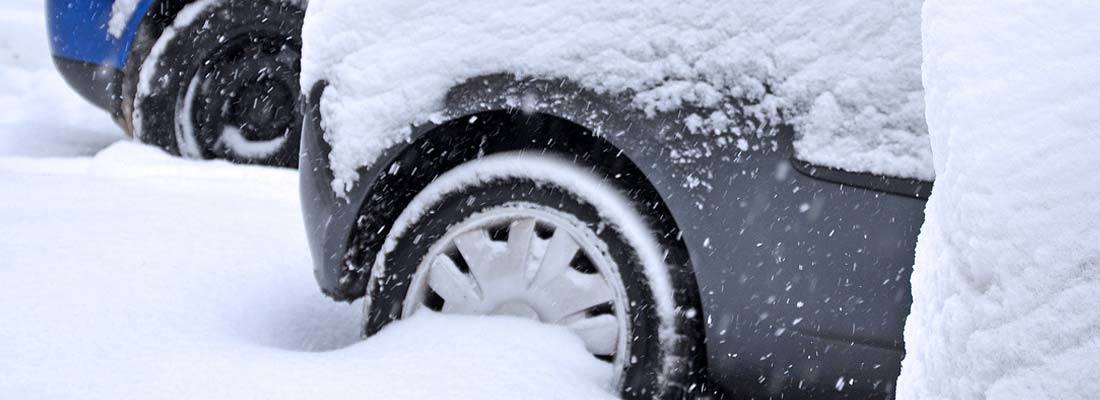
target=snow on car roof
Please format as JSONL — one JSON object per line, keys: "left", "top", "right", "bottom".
{"left": 302, "top": 0, "right": 932, "bottom": 193}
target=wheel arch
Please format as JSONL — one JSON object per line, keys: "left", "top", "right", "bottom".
{"left": 309, "top": 74, "right": 708, "bottom": 302}
{"left": 341, "top": 109, "right": 697, "bottom": 306}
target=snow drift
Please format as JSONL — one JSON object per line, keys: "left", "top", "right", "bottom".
{"left": 302, "top": 0, "right": 932, "bottom": 193}
{"left": 897, "top": 1, "right": 1100, "bottom": 399}
{"left": 0, "top": 143, "right": 616, "bottom": 400}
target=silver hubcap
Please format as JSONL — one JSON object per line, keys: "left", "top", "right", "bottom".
{"left": 403, "top": 203, "right": 630, "bottom": 374}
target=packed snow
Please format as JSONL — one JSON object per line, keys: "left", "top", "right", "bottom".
{"left": 897, "top": 1, "right": 1100, "bottom": 399}
{"left": 1, "top": 3, "right": 615, "bottom": 399}
{"left": 303, "top": 0, "right": 932, "bottom": 193}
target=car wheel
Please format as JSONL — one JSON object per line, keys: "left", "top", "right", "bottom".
{"left": 363, "top": 152, "right": 704, "bottom": 399}
{"left": 129, "top": 0, "right": 303, "bottom": 167}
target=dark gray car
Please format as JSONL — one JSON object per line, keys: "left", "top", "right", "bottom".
{"left": 300, "top": 74, "right": 929, "bottom": 399}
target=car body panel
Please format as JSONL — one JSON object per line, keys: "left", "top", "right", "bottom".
{"left": 302, "top": 74, "right": 928, "bottom": 398}
{"left": 46, "top": 0, "right": 161, "bottom": 112}
{"left": 47, "top": 0, "right": 156, "bottom": 69}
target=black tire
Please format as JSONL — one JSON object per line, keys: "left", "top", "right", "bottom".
{"left": 127, "top": 0, "right": 303, "bottom": 168}
{"left": 363, "top": 154, "right": 706, "bottom": 399}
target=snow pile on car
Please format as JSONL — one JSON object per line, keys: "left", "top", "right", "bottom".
{"left": 897, "top": 2, "right": 1100, "bottom": 399}
{"left": 302, "top": 0, "right": 930, "bottom": 193}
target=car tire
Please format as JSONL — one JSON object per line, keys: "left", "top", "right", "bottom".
{"left": 362, "top": 152, "right": 705, "bottom": 399}
{"left": 126, "top": 0, "right": 303, "bottom": 167}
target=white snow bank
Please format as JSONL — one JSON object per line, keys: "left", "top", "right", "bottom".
{"left": 303, "top": 0, "right": 932, "bottom": 193}
{"left": 897, "top": 2, "right": 1100, "bottom": 399}
{"left": 0, "top": 142, "right": 616, "bottom": 400}
{"left": 0, "top": 2, "right": 121, "bottom": 157}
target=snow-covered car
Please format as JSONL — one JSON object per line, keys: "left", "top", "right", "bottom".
{"left": 46, "top": 0, "right": 304, "bottom": 166}
{"left": 300, "top": 2, "right": 932, "bottom": 399}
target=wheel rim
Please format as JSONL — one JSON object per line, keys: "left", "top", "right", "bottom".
{"left": 402, "top": 203, "right": 631, "bottom": 384}
{"left": 180, "top": 32, "right": 300, "bottom": 161}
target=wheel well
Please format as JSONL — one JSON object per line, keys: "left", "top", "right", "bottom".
{"left": 342, "top": 110, "right": 693, "bottom": 302}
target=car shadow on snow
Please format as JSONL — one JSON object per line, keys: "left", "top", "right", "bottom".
{"left": 245, "top": 293, "right": 365, "bottom": 352}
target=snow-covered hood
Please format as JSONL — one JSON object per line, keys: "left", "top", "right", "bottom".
{"left": 303, "top": 0, "right": 931, "bottom": 193}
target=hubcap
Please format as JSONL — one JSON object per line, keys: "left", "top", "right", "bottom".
{"left": 403, "top": 204, "right": 630, "bottom": 374}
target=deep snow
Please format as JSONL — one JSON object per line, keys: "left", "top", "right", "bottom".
{"left": 897, "top": 1, "right": 1100, "bottom": 399}
{"left": 303, "top": 0, "right": 932, "bottom": 194}
{"left": 0, "top": 144, "right": 613, "bottom": 399}
{"left": 1, "top": 3, "right": 616, "bottom": 399}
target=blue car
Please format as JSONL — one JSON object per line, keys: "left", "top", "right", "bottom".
{"left": 46, "top": 0, "right": 304, "bottom": 167}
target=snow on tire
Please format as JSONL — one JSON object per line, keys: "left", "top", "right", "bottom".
{"left": 363, "top": 152, "right": 706, "bottom": 399}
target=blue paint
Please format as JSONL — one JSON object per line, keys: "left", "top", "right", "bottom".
{"left": 46, "top": 0, "right": 157, "bottom": 69}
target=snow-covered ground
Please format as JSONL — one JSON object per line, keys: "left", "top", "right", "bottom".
{"left": 0, "top": 3, "right": 613, "bottom": 399}
{"left": 0, "top": 1, "right": 122, "bottom": 157}
{"left": 897, "top": 2, "right": 1100, "bottom": 399}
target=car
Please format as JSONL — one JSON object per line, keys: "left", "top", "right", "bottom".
{"left": 46, "top": 0, "right": 304, "bottom": 167}
{"left": 300, "top": 2, "right": 931, "bottom": 399}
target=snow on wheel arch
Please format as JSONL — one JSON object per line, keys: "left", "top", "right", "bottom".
{"left": 367, "top": 152, "right": 682, "bottom": 381}
{"left": 303, "top": 0, "right": 932, "bottom": 194}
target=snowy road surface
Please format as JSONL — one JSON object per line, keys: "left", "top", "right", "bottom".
{"left": 0, "top": 2, "right": 614, "bottom": 399}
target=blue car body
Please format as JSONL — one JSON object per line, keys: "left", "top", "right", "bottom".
{"left": 47, "top": 0, "right": 156, "bottom": 68}
{"left": 46, "top": 0, "right": 158, "bottom": 114}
